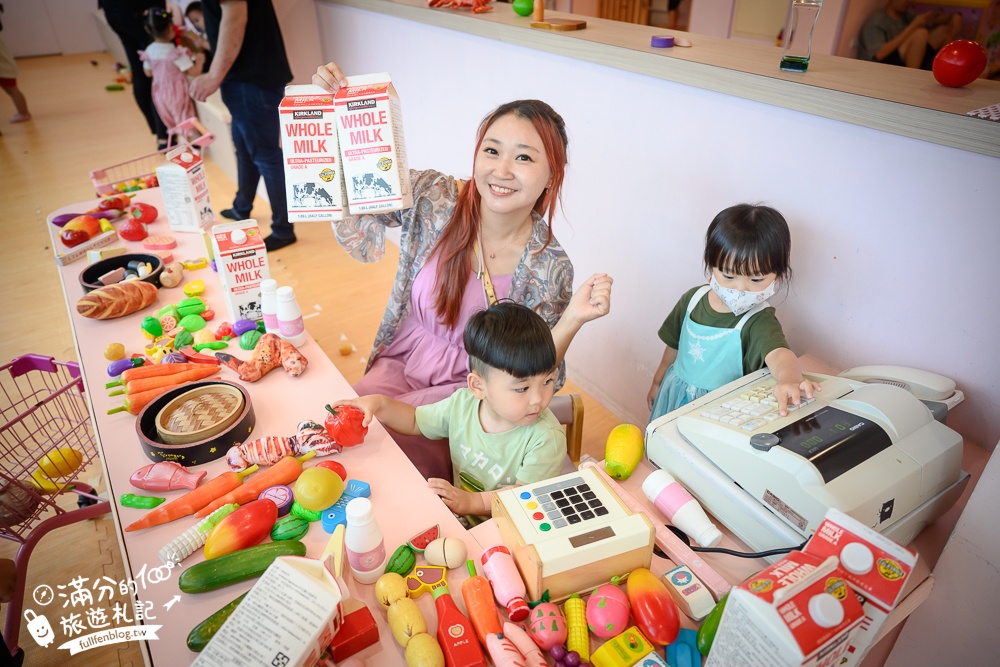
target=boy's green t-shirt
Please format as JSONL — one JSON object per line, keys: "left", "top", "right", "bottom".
{"left": 415, "top": 388, "right": 566, "bottom": 491}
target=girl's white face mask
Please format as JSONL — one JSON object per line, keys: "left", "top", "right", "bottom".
{"left": 710, "top": 274, "right": 777, "bottom": 315}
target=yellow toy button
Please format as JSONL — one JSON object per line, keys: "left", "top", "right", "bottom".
{"left": 183, "top": 279, "right": 205, "bottom": 297}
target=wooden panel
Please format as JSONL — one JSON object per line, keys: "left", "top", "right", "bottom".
{"left": 599, "top": 0, "right": 650, "bottom": 25}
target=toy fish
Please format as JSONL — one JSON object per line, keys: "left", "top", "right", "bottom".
{"left": 129, "top": 461, "right": 206, "bottom": 492}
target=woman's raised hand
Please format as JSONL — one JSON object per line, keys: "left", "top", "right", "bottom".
{"left": 568, "top": 273, "right": 613, "bottom": 324}
{"left": 312, "top": 61, "right": 348, "bottom": 92}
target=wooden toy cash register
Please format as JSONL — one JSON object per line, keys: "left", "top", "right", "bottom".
{"left": 492, "top": 467, "right": 654, "bottom": 601}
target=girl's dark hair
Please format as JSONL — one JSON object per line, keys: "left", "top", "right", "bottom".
{"left": 185, "top": 2, "right": 202, "bottom": 17}
{"left": 704, "top": 203, "right": 792, "bottom": 281}
{"left": 143, "top": 7, "right": 174, "bottom": 40}
{"left": 433, "top": 100, "right": 569, "bottom": 329}
{"left": 464, "top": 301, "right": 557, "bottom": 379}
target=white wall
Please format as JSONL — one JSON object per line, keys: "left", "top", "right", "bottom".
{"left": 314, "top": 2, "right": 1000, "bottom": 450}
{"left": 3, "top": 0, "right": 104, "bottom": 57}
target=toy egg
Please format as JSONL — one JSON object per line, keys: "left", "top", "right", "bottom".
{"left": 587, "top": 583, "right": 631, "bottom": 638}
{"left": 527, "top": 601, "right": 567, "bottom": 650}
{"left": 423, "top": 537, "right": 467, "bottom": 569}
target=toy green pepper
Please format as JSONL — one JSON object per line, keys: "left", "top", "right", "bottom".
{"left": 120, "top": 493, "right": 166, "bottom": 509}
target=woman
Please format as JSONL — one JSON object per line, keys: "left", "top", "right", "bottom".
{"left": 314, "top": 63, "right": 612, "bottom": 480}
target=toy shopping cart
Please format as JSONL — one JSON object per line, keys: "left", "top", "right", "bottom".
{"left": 1, "top": 355, "right": 111, "bottom": 662}
{"left": 89, "top": 116, "right": 215, "bottom": 196}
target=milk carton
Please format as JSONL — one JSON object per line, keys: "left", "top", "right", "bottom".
{"left": 280, "top": 84, "right": 347, "bottom": 222}
{"left": 804, "top": 508, "right": 918, "bottom": 666}
{"left": 333, "top": 72, "right": 412, "bottom": 214}
{"left": 705, "top": 551, "right": 864, "bottom": 667}
{"left": 155, "top": 146, "right": 215, "bottom": 233}
{"left": 193, "top": 556, "right": 346, "bottom": 667}
{"left": 210, "top": 219, "right": 271, "bottom": 322}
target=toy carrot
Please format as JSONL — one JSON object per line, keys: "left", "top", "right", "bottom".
{"left": 107, "top": 384, "right": 177, "bottom": 415}
{"left": 108, "top": 366, "right": 219, "bottom": 395}
{"left": 125, "top": 466, "right": 259, "bottom": 532}
{"left": 462, "top": 560, "right": 502, "bottom": 648}
{"left": 194, "top": 452, "right": 314, "bottom": 518}
{"left": 109, "top": 362, "right": 208, "bottom": 386}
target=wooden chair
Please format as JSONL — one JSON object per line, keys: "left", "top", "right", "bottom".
{"left": 598, "top": 0, "right": 650, "bottom": 25}
{"left": 550, "top": 393, "right": 585, "bottom": 468}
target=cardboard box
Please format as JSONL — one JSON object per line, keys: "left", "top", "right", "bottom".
{"left": 155, "top": 146, "right": 215, "bottom": 233}
{"left": 280, "top": 84, "right": 347, "bottom": 222}
{"left": 333, "top": 73, "right": 412, "bottom": 215}
{"left": 210, "top": 219, "right": 271, "bottom": 322}
{"left": 804, "top": 508, "right": 917, "bottom": 666}
{"left": 193, "top": 556, "right": 346, "bottom": 667}
{"left": 705, "top": 551, "right": 864, "bottom": 667}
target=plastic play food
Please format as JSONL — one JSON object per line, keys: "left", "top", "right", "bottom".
{"left": 375, "top": 572, "right": 409, "bottom": 610}
{"left": 158, "top": 504, "right": 238, "bottom": 565}
{"left": 502, "top": 621, "right": 546, "bottom": 667}
{"left": 120, "top": 493, "right": 165, "bottom": 509}
{"left": 604, "top": 423, "right": 645, "bottom": 480}
{"left": 625, "top": 567, "right": 680, "bottom": 645}
{"left": 104, "top": 343, "right": 125, "bottom": 360}
{"left": 315, "top": 459, "right": 347, "bottom": 480}
{"left": 129, "top": 201, "right": 158, "bottom": 224}
{"left": 118, "top": 217, "right": 148, "bottom": 241}
{"left": 586, "top": 583, "right": 631, "bottom": 638}
{"left": 293, "top": 466, "right": 345, "bottom": 511}
{"left": 60, "top": 228, "right": 91, "bottom": 247}
{"left": 462, "top": 560, "right": 501, "bottom": 647}
{"left": 385, "top": 544, "right": 417, "bottom": 576}
{"left": 481, "top": 545, "right": 530, "bottom": 622}
{"left": 271, "top": 515, "right": 309, "bottom": 541}
{"left": 564, "top": 594, "right": 590, "bottom": 662}
{"left": 37, "top": 447, "right": 83, "bottom": 478}
{"left": 324, "top": 404, "right": 368, "bottom": 446}
{"left": 387, "top": 597, "right": 428, "bottom": 648}
{"left": 431, "top": 576, "right": 487, "bottom": 667}
{"left": 63, "top": 215, "right": 102, "bottom": 238}
{"left": 405, "top": 632, "right": 445, "bottom": 667}
{"left": 195, "top": 452, "right": 315, "bottom": 518}
{"left": 933, "top": 39, "right": 988, "bottom": 88}
{"left": 203, "top": 498, "right": 278, "bottom": 559}
{"left": 409, "top": 524, "right": 440, "bottom": 553}
{"left": 130, "top": 461, "right": 206, "bottom": 491}
{"left": 423, "top": 537, "right": 468, "bottom": 570}
{"left": 527, "top": 601, "right": 568, "bottom": 651}
{"left": 187, "top": 592, "right": 247, "bottom": 652}
{"left": 125, "top": 466, "right": 258, "bottom": 532}
{"left": 178, "top": 540, "right": 307, "bottom": 593}
{"left": 696, "top": 592, "right": 728, "bottom": 656}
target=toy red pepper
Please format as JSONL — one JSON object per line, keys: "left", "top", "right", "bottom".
{"left": 324, "top": 405, "right": 368, "bottom": 446}
{"left": 203, "top": 498, "right": 278, "bottom": 559}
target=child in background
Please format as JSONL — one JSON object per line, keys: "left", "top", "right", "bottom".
{"left": 182, "top": 2, "right": 212, "bottom": 69}
{"left": 647, "top": 203, "right": 820, "bottom": 422}
{"left": 330, "top": 301, "right": 567, "bottom": 519}
{"left": 138, "top": 7, "right": 197, "bottom": 140}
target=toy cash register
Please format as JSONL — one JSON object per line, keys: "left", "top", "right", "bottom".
{"left": 492, "top": 467, "right": 654, "bottom": 601}
{"left": 647, "top": 368, "right": 969, "bottom": 556}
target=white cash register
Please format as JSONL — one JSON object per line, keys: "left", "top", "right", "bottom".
{"left": 645, "top": 366, "right": 970, "bottom": 556}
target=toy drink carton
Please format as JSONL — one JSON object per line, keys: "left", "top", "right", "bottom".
{"left": 155, "top": 146, "right": 215, "bottom": 233}
{"left": 803, "top": 508, "right": 918, "bottom": 666}
{"left": 705, "top": 551, "right": 864, "bottom": 667}
{"left": 193, "top": 556, "right": 346, "bottom": 667}
{"left": 280, "top": 84, "right": 348, "bottom": 222}
{"left": 210, "top": 219, "right": 271, "bottom": 322}
{"left": 333, "top": 72, "right": 412, "bottom": 214}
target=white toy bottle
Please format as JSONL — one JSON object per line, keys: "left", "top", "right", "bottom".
{"left": 344, "top": 498, "right": 387, "bottom": 584}
{"left": 642, "top": 469, "right": 723, "bottom": 547}
{"left": 259, "top": 279, "right": 279, "bottom": 334}
{"left": 275, "top": 285, "right": 307, "bottom": 347}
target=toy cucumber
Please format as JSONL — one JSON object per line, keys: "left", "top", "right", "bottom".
{"left": 178, "top": 540, "right": 306, "bottom": 593}
{"left": 187, "top": 592, "right": 247, "bottom": 652}
{"left": 385, "top": 544, "right": 416, "bottom": 576}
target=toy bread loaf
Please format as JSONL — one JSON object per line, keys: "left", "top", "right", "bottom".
{"left": 76, "top": 281, "right": 158, "bottom": 319}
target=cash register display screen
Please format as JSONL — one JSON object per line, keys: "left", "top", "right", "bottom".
{"left": 773, "top": 406, "right": 891, "bottom": 482}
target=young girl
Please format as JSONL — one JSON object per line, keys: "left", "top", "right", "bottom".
{"left": 647, "top": 204, "right": 819, "bottom": 422}
{"left": 138, "top": 7, "right": 197, "bottom": 141}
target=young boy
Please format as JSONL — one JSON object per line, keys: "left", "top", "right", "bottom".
{"left": 333, "top": 302, "right": 567, "bottom": 518}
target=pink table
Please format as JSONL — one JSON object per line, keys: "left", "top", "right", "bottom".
{"left": 47, "top": 189, "right": 478, "bottom": 665}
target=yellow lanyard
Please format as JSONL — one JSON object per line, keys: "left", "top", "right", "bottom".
{"left": 474, "top": 239, "right": 498, "bottom": 307}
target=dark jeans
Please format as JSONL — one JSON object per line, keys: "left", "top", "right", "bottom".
{"left": 219, "top": 81, "right": 293, "bottom": 239}
{"left": 103, "top": 6, "right": 168, "bottom": 142}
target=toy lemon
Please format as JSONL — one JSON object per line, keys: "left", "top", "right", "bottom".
{"left": 38, "top": 447, "right": 84, "bottom": 478}
{"left": 604, "top": 424, "right": 644, "bottom": 480}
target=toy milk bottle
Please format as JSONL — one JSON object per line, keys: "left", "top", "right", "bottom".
{"left": 480, "top": 545, "right": 529, "bottom": 621}
{"left": 344, "top": 498, "right": 386, "bottom": 584}
{"left": 259, "top": 279, "right": 279, "bottom": 334}
{"left": 780, "top": 0, "right": 823, "bottom": 72}
{"left": 275, "top": 285, "right": 307, "bottom": 347}
{"left": 641, "top": 470, "right": 723, "bottom": 548}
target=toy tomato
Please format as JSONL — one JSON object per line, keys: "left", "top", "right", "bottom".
{"left": 60, "top": 228, "right": 90, "bottom": 247}
{"left": 315, "top": 459, "right": 347, "bottom": 481}
{"left": 63, "top": 215, "right": 102, "bottom": 238}
{"left": 293, "top": 466, "right": 344, "bottom": 511}
{"left": 203, "top": 498, "right": 278, "bottom": 559}
{"left": 129, "top": 202, "right": 158, "bottom": 224}
{"left": 625, "top": 567, "right": 679, "bottom": 645}
{"left": 324, "top": 405, "right": 368, "bottom": 446}
{"left": 933, "top": 39, "right": 988, "bottom": 88}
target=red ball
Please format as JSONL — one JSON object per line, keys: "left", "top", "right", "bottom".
{"left": 932, "top": 39, "right": 988, "bottom": 88}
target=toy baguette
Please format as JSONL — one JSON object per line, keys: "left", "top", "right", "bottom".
{"left": 77, "top": 281, "right": 158, "bottom": 319}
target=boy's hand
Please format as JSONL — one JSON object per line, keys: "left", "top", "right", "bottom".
{"left": 428, "top": 478, "right": 486, "bottom": 517}
{"left": 327, "top": 396, "right": 380, "bottom": 427}
{"left": 567, "top": 273, "right": 613, "bottom": 325}
{"left": 772, "top": 379, "right": 822, "bottom": 416}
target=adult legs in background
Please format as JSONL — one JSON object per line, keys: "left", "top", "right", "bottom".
{"left": 103, "top": 8, "right": 168, "bottom": 145}
{"left": 220, "top": 81, "right": 294, "bottom": 246}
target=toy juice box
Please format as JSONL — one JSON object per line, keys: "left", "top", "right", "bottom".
{"left": 155, "top": 146, "right": 215, "bottom": 233}
{"left": 280, "top": 84, "right": 348, "bottom": 222}
{"left": 705, "top": 551, "right": 864, "bottom": 667}
{"left": 210, "top": 219, "right": 271, "bottom": 322}
{"left": 803, "top": 508, "right": 918, "bottom": 666}
{"left": 333, "top": 72, "right": 412, "bottom": 215}
{"left": 193, "top": 556, "right": 346, "bottom": 667}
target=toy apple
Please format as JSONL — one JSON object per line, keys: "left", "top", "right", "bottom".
{"left": 129, "top": 202, "right": 158, "bottom": 224}
{"left": 933, "top": 39, "right": 988, "bottom": 88}
{"left": 118, "top": 217, "right": 148, "bottom": 241}
{"left": 63, "top": 215, "right": 102, "bottom": 238}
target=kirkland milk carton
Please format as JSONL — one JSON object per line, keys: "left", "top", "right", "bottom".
{"left": 333, "top": 73, "right": 412, "bottom": 214}
{"left": 705, "top": 551, "right": 864, "bottom": 667}
{"left": 279, "top": 84, "right": 347, "bottom": 222}
{"left": 155, "top": 146, "right": 215, "bottom": 233}
{"left": 804, "top": 508, "right": 917, "bottom": 666}
{"left": 210, "top": 219, "right": 271, "bottom": 322}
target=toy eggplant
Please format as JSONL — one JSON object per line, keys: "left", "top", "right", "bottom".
{"left": 130, "top": 461, "right": 206, "bottom": 492}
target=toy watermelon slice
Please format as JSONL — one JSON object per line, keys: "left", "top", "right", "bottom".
{"left": 407, "top": 524, "right": 440, "bottom": 553}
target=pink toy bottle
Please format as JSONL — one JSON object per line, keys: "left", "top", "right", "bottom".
{"left": 641, "top": 470, "right": 723, "bottom": 547}
{"left": 480, "top": 545, "right": 529, "bottom": 621}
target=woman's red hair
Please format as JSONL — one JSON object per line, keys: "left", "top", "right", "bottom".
{"left": 432, "top": 100, "right": 569, "bottom": 328}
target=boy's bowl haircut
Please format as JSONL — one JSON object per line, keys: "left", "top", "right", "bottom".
{"left": 464, "top": 301, "right": 556, "bottom": 378}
